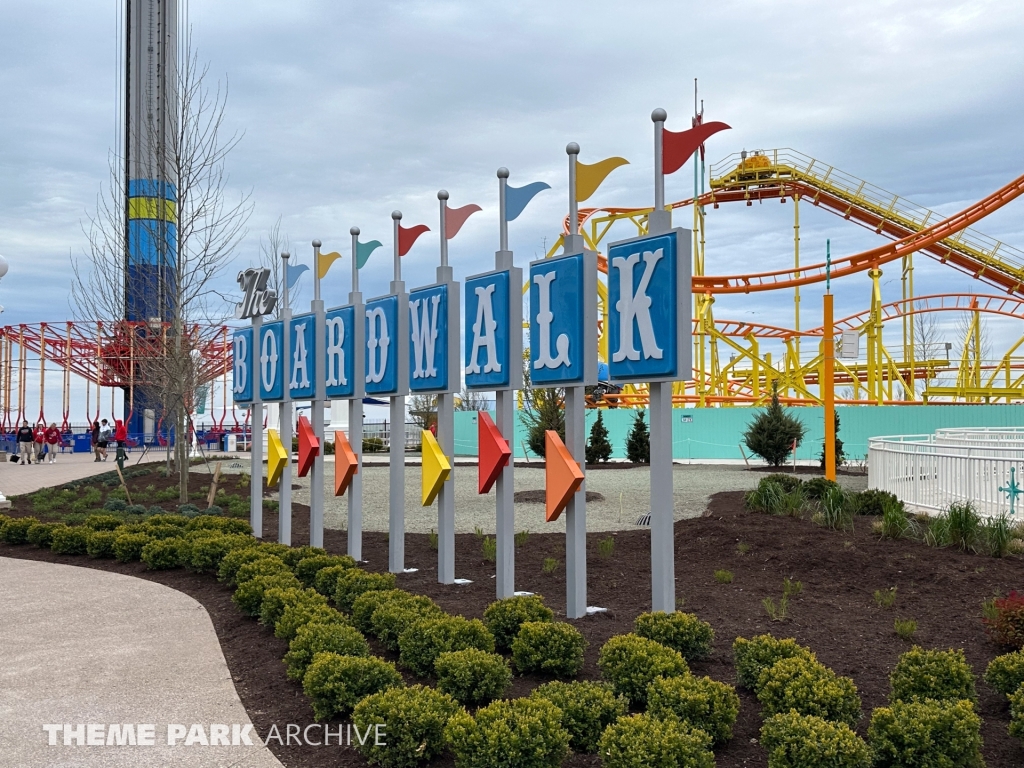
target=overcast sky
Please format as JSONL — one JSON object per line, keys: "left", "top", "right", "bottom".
{"left": 2, "top": 0, "right": 1023, "bottom": 418}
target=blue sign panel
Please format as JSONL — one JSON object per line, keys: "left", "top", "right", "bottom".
{"left": 258, "top": 321, "right": 285, "bottom": 402}
{"left": 325, "top": 306, "right": 356, "bottom": 399}
{"left": 529, "top": 254, "right": 585, "bottom": 385}
{"left": 231, "top": 327, "right": 254, "bottom": 403}
{"left": 409, "top": 284, "right": 450, "bottom": 393}
{"left": 288, "top": 312, "right": 317, "bottom": 400}
{"left": 607, "top": 231, "right": 681, "bottom": 382}
{"left": 365, "top": 295, "right": 399, "bottom": 396}
{"left": 465, "top": 270, "right": 510, "bottom": 389}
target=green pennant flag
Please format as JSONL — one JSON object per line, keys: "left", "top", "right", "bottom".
{"left": 356, "top": 238, "right": 383, "bottom": 270}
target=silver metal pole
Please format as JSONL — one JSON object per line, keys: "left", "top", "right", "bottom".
{"left": 279, "top": 251, "right": 292, "bottom": 546}
{"left": 389, "top": 211, "right": 406, "bottom": 572}
{"left": 564, "top": 384, "right": 586, "bottom": 619}
{"left": 495, "top": 166, "right": 514, "bottom": 598}
{"left": 348, "top": 226, "right": 364, "bottom": 561}
{"left": 310, "top": 239, "right": 325, "bottom": 548}
{"left": 250, "top": 314, "right": 264, "bottom": 538}
{"left": 436, "top": 190, "right": 455, "bottom": 584}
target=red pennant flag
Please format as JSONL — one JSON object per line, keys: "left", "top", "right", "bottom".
{"left": 663, "top": 121, "right": 731, "bottom": 175}
{"left": 398, "top": 223, "right": 430, "bottom": 257}
{"left": 445, "top": 203, "right": 482, "bottom": 240}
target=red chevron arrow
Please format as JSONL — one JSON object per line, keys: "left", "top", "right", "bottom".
{"left": 297, "top": 415, "right": 319, "bottom": 477}
{"left": 478, "top": 411, "right": 511, "bottom": 494}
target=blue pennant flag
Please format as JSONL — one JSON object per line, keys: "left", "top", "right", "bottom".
{"left": 505, "top": 181, "right": 550, "bottom": 222}
{"left": 285, "top": 261, "right": 309, "bottom": 289}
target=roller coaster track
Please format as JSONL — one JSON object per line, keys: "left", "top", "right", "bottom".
{"left": 564, "top": 149, "right": 1024, "bottom": 297}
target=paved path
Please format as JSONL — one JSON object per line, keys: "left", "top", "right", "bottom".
{"left": 0, "top": 557, "right": 283, "bottom": 768}
{"left": 0, "top": 451, "right": 125, "bottom": 499}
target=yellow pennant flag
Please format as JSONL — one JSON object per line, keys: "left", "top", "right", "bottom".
{"left": 317, "top": 251, "right": 343, "bottom": 280}
{"left": 576, "top": 156, "right": 629, "bottom": 202}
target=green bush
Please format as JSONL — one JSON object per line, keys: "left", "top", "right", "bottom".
{"left": 234, "top": 556, "right": 291, "bottom": 585}
{"left": 50, "top": 525, "right": 90, "bottom": 555}
{"left": 295, "top": 554, "right": 356, "bottom": 587}
{"left": 313, "top": 563, "right": 358, "bottom": 598}
{"left": 984, "top": 650, "right": 1024, "bottom": 696}
{"left": 647, "top": 673, "right": 741, "bottom": 745}
{"left": 803, "top": 477, "right": 839, "bottom": 500}
{"left": 284, "top": 622, "right": 370, "bottom": 681}
{"left": 745, "top": 478, "right": 804, "bottom": 515}
{"left": 1, "top": 517, "right": 38, "bottom": 544}
{"left": 756, "top": 656, "right": 861, "bottom": 727}
{"left": 275, "top": 600, "right": 345, "bottom": 642}
{"left": 760, "top": 473, "right": 804, "bottom": 492}
{"left": 761, "top": 711, "right": 871, "bottom": 768}
{"left": 399, "top": 615, "right": 494, "bottom": 677}
{"left": 102, "top": 498, "right": 128, "bottom": 512}
{"left": 634, "top": 611, "right": 714, "bottom": 662}
{"left": 598, "top": 713, "right": 714, "bottom": 768}
{"left": 851, "top": 488, "right": 899, "bottom": 516}
{"left": 1009, "top": 684, "right": 1024, "bottom": 741}
{"left": 86, "top": 530, "right": 118, "bottom": 558}
{"left": 140, "top": 538, "right": 184, "bottom": 569}
{"left": 146, "top": 513, "right": 189, "bottom": 528}
{"left": 141, "top": 522, "right": 186, "bottom": 540}
{"left": 334, "top": 569, "right": 398, "bottom": 613}
{"left": 232, "top": 572, "right": 302, "bottom": 616}
{"left": 351, "top": 684, "right": 463, "bottom": 768}
{"left": 434, "top": 649, "right": 511, "bottom": 705}
{"left": 371, "top": 597, "right": 444, "bottom": 651}
{"left": 258, "top": 586, "right": 312, "bottom": 629}
{"left": 511, "top": 621, "right": 586, "bottom": 678}
{"left": 302, "top": 651, "right": 404, "bottom": 721}
{"left": 183, "top": 533, "right": 254, "bottom": 573}
{"left": 868, "top": 698, "right": 982, "bottom": 768}
{"left": 83, "top": 514, "right": 124, "bottom": 531}
{"left": 530, "top": 681, "right": 627, "bottom": 753}
{"left": 112, "top": 532, "right": 154, "bottom": 562}
{"left": 483, "top": 594, "right": 555, "bottom": 651}
{"left": 733, "top": 634, "right": 816, "bottom": 691}
{"left": 445, "top": 697, "right": 570, "bottom": 768}
{"left": 598, "top": 634, "right": 689, "bottom": 706}
{"left": 280, "top": 544, "right": 327, "bottom": 568}
{"left": 218, "top": 548, "right": 277, "bottom": 585}
{"left": 27, "top": 522, "right": 61, "bottom": 548}
{"left": 351, "top": 588, "right": 409, "bottom": 631}
{"left": 889, "top": 646, "right": 976, "bottom": 704}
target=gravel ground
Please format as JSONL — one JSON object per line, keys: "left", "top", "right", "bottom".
{"left": 266, "top": 460, "right": 867, "bottom": 535}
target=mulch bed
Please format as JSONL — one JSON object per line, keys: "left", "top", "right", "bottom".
{"left": 2, "top": 473, "right": 1023, "bottom": 767}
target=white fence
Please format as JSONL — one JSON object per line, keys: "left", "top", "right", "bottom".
{"left": 868, "top": 430, "right": 1024, "bottom": 517}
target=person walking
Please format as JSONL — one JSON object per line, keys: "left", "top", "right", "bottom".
{"left": 97, "top": 419, "right": 112, "bottom": 461}
{"left": 44, "top": 423, "right": 61, "bottom": 463}
{"left": 91, "top": 420, "right": 101, "bottom": 462}
{"left": 33, "top": 423, "right": 46, "bottom": 465}
{"left": 16, "top": 420, "right": 34, "bottom": 464}
{"left": 113, "top": 419, "right": 128, "bottom": 472}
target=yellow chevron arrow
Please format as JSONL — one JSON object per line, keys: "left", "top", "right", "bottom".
{"left": 421, "top": 429, "right": 451, "bottom": 507}
{"left": 267, "top": 428, "right": 289, "bottom": 487}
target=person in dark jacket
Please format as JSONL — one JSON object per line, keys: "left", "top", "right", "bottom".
{"left": 91, "top": 421, "right": 101, "bottom": 462}
{"left": 16, "top": 420, "right": 34, "bottom": 464}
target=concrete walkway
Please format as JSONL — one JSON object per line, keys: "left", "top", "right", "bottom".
{"left": 0, "top": 557, "right": 283, "bottom": 768}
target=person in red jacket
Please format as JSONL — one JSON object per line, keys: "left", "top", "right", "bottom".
{"left": 44, "top": 422, "right": 61, "bottom": 464}
{"left": 114, "top": 419, "right": 127, "bottom": 446}
{"left": 33, "top": 423, "right": 45, "bottom": 465}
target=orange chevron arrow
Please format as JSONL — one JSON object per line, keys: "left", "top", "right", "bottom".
{"left": 478, "top": 411, "right": 511, "bottom": 495}
{"left": 545, "top": 430, "right": 583, "bottom": 522}
{"left": 267, "top": 428, "right": 288, "bottom": 487}
{"left": 334, "top": 430, "right": 358, "bottom": 496}
{"left": 297, "top": 415, "right": 319, "bottom": 477}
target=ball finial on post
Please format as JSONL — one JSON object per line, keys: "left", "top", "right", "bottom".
{"left": 496, "top": 167, "right": 509, "bottom": 179}
{"left": 391, "top": 210, "right": 402, "bottom": 221}
{"left": 437, "top": 190, "right": 449, "bottom": 201}
{"left": 566, "top": 142, "right": 580, "bottom": 156}
{"left": 312, "top": 239, "right": 321, "bottom": 248}
{"left": 651, "top": 107, "right": 667, "bottom": 123}
{"left": 350, "top": 226, "right": 360, "bottom": 236}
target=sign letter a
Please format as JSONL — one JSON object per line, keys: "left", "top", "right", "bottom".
{"left": 468, "top": 284, "right": 501, "bottom": 374}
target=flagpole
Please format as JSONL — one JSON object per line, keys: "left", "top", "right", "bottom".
{"left": 389, "top": 210, "right": 407, "bottom": 573}
{"left": 648, "top": 108, "right": 674, "bottom": 613}
{"left": 565, "top": 143, "right": 583, "bottom": 253}
{"left": 494, "top": 166, "right": 518, "bottom": 599}
{"left": 348, "top": 226, "right": 365, "bottom": 561}
{"left": 310, "top": 239, "right": 325, "bottom": 547}
{"left": 436, "top": 190, "right": 455, "bottom": 584}
{"left": 279, "top": 251, "right": 293, "bottom": 546}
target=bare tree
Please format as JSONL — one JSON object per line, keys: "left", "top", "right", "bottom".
{"left": 954, "top": 306, "right": 991, "bottom": 395}
{"left": 912, "top": 305, "right": 945, "bottom": 395}
{"left": 256, "top": 216, "right": 296, "bottom": 319}
{"left": 408, "top": 394, "right": 438, "bottom": 431}
{"left": 71, "top": 34, "right": 252, "bottom": 502}
{"left": 455, "top": 386, "right": 491, "bottom": 411}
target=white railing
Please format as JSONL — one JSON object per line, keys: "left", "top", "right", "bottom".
{"left": 868, "top": 431, "right": 1024, "bottom": 517}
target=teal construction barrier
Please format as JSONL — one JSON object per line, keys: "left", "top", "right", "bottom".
{"left": 453, "top": 404, "right": 1024, "bottom": 462}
